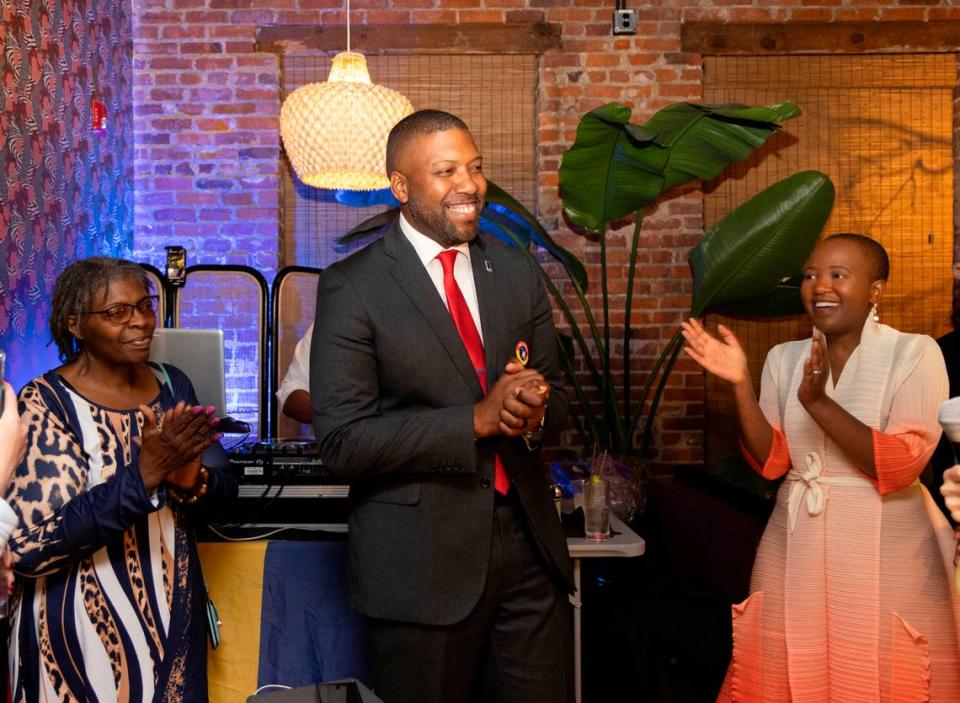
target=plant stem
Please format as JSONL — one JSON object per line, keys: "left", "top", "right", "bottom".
{"left": 622, "top": 211, "right": 643, "bottom": 444}
{"left": 597, "top": 222, "right": 625, "bottom": 451}
{"left": 626, "top": 327, "right": 683, "bottom": 443}
{"left": 639, "top": 329, "right": 685, "bottom": 456}
{"left": 556, "top": 332, "right": 600, "bottom": 445}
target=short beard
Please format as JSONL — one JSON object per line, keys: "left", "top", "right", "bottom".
{"left": 406, "top": 192, "right": 481, "bottom": 248}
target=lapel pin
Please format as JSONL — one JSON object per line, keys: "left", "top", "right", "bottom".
{"left": 484, "top": 260, "right": 493, "bottom": 272}
{"left": 514, "top": 340, "right": 529, "bottom": 367}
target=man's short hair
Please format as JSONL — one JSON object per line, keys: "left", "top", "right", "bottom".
{"left": 385, "top": 110, "right": 470, "bottom": 175}
{"left": 824, "top": 233, "right": 890, "bottom": 282}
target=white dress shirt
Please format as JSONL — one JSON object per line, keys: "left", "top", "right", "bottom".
{"left": 398, "top": 212, "right": 484, "bottom": 343}
{"left": 277, "top": 322, "right": 312, "bottom": 409}
{"left": 277, "top": 215, "right": 485, "bottom": 414}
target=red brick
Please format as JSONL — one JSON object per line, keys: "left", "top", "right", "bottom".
{"left": 410, "top": 10, "right": 459, "bottom": 23}
{"left": 364, "top": 10, "right": 412, "bottom": 22}
{"left": 879, "top": 7, "right": 929, "bottom": 20}
{"left": 161, "top": 25, "right": 207, "bottom": 39}
{"left": 928, "top": 6, "right": 960, "bottom": 19}
{"left": 455, "top": 10, "right": 506, "bottom": 22}
{"left": 786, "top": 8, "right": 836, "bottom": 21}
{"left": 184, "top": 10, "right": 230, "bottom": 22}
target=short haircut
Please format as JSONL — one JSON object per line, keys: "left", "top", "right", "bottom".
{"left": 385, "top": 110, "right": 470, "bottom": 175}
{"left": 50, "top": 256, "right": 153, "bottom": 362}
{"left": 824, "top": 233, "right": 890, "bottom": 282}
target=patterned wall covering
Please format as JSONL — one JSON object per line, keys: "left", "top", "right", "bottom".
{"left": 0, "top": 0, "right": 133, "bottom": 387}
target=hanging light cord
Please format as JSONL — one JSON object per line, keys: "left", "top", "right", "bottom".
{"left": 346, "top": 0, "right": 351, "bottom": 52}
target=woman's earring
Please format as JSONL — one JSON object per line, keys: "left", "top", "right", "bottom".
{"left": 871, "top": 303, "right": 880, "bottom": 323}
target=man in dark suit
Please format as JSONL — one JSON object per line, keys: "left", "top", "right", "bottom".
{"left": 310, "top": 110, "right": 574, "bottom": 702}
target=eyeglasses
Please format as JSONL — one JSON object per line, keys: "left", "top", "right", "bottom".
{"left": 84, "top": 295, "right": 159, "bottom": 325}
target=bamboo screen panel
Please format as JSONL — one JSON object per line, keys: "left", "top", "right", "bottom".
{"left": 701, "top": 54, "right": 955, "bottom": 466}
{"left": 281, "top": 54, "right": 538, "bottom": 268}
{"left": 274, "top": 269, "right": 320, "bottom": 441}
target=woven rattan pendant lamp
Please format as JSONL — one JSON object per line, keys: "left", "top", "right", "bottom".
{"left": 279, "top": 0, "right": 414, "bottom": 191}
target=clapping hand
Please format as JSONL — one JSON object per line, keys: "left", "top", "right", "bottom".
{"left": 797, "top": 327, "right": 829, "bottom": 407}
{"left": 680, "top": 318, "right": 749, "bottom": 385}
{"left": 137, "top": 402, "right": 221, "bottom": 491}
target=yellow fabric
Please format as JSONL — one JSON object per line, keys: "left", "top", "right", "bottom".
{"left": 199, "top": 541, "right": 267, "bottom": 703}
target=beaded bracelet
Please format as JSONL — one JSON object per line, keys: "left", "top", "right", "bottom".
{"left": 168, "top": 467, "right": 210, "bottom": 505}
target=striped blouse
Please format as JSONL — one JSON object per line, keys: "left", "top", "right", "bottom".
{"left": 7, "top": 364, "right": 236, "bottom": 702}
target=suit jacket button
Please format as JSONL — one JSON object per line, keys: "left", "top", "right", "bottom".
{"left": 479, "top": 478, "right": 491, "bottom": 489}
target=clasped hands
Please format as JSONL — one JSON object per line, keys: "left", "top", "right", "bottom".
{"left": 137, "top": 401, "right": 222, "bottom": 493}
{"left": 474, "top": 360, "right": 550, "bottom": 439}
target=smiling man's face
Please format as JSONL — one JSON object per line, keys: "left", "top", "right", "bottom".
{"left": 390, "top": 127, "right": 487, "bottom": 247}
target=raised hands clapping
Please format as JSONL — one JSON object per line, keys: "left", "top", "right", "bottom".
{"left": 137, "top": 402, "right": 221, "bottom": 491}
{"left": 680, "top": 318, "right": 749, "bottom": 385}
{"left": 797, "top": 327, "right": 829, "bottom": 407}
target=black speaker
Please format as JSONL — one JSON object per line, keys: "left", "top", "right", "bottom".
{"left": 246, "top": 679, "right": 382, "bottom": 703}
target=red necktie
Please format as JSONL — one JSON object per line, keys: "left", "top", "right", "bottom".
{"left": 436, "top": 250, "right": 509, "bottom": 495}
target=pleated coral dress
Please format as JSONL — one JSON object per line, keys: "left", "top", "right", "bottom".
{"left": 718, "top": 318, "right": 960, "bottom": 702}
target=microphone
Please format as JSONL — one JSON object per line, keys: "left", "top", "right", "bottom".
{"left": 937, "top": 397, "right": 960, "bottom": 463}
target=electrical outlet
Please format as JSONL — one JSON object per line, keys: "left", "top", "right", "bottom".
{"left": 613, "top": 9, "right": 638, "bottom": 35}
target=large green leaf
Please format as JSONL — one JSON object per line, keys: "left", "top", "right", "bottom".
{"left": 558, "top": 102, "right": 799, "bottom": 233}
{"left": 484, "top": 182, "right": 588, "bottom": 290}
{"left": 643, "top": 102, "right": 800, "bottom": 191}
{"left": 558, "top": 103, "right": 663, "bottom": 233}
{"left": 715, "top": 276, "right": 806, "bottom": 318}
{"left": 689, "top": 171, "right": 835, "bottom": 317}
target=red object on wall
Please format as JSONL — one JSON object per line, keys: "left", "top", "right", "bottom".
{"left": 92, "top": 99, "right": 107, "bottom": 133}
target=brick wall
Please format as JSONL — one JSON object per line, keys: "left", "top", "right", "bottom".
{"left": 130, "top": 0, "right": 947, "bottom": 464}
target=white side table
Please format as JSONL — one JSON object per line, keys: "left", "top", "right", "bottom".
{"left": 567, "top": 515, "right": 646, "bottom": 703}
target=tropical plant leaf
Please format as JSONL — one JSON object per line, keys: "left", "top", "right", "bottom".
{"left": 714, "top": 276, "right": 806, "bottom": 318}
{"left": 689, "top": 171, "right": 835, "bottom": 317}
{"left": 485, "top": 182, "right": 588, "bottom": 289}
{"left": 558, "top": 103, "right": 664, "bottom": 233}
{"left": 641, "top": 102, "right": 800, "bottom": 192}
{"left": 338, "top": 208, "right": 400, "bottom": 244}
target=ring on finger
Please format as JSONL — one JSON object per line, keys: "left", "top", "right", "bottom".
{"left": 811, "top": 369, "right": 822, "bottom": 375}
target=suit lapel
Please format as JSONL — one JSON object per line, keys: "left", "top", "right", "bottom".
{"left": 384, "top": 223, "right": 485, "bottom": 399}
{"left": 471, "top": 238, "right": 505, "bottom": 389}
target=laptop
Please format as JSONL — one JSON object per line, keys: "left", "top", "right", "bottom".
{"left": 149, "top": 328, "right": 227, "bottom": 415}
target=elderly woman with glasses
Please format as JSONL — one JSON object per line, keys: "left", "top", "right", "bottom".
{"left": 7, "top": 257, "right": 237, "bottom": 703}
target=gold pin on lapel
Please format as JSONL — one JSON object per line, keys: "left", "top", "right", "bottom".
{"left": 514, "top": 340, "right": 529, "bottom": 367}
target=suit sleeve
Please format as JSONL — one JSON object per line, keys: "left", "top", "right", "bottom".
{"left": 310, "top": 266, "right": 479, "bottom": 481}
{"left": 870, "top": 338, "right": 947, "bottom": 495}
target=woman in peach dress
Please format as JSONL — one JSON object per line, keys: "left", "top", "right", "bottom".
{"left": 682, "top": 234, "right": 960, "bottom": 702}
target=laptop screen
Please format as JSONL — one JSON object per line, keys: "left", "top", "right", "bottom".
{"left": 149, "top": 328, "right": 227, "bottom": 414}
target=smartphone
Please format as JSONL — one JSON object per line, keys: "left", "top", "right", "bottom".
{"left": 0, "top": 349, "right": 6, "bottom": 417}
{"left": 165, "top": 245, "right": 187, "bottom": 288}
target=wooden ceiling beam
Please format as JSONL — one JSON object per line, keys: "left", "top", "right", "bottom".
{"left": 256, "top": 22, "right": 561, "bottom": 55}
{"left": 682, "top": 20, "right": 960, "bottom": 55}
